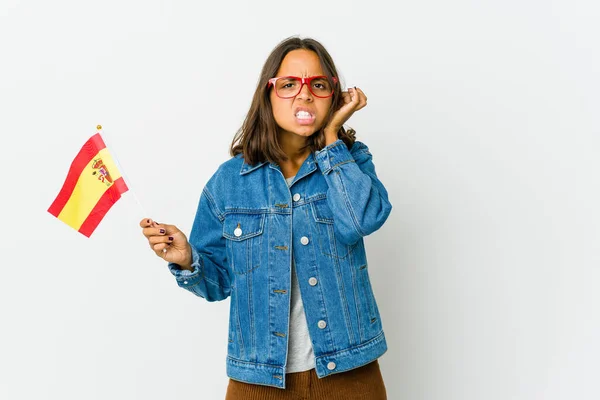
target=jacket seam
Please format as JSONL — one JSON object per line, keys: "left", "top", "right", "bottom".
{"left": 330, "top": 159, "right": 356, "bottom": 171}
{"left": 316, "top": 140, "right": 345, "bottom": 154}
{"left": 203, "top": 186, "right": 225, "bottom": 222}
{"left": 316, "top": 330, "right": 385, "bottom": 359}
{"left": 227, "top": 356, "right": 282, "bottom": 369}
{"left": 335, "top": 170, "right": 367, "bottom": 238}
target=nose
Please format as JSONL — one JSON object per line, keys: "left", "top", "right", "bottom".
{"left": 296, "top": 81, "right": 313, "bottom": 101}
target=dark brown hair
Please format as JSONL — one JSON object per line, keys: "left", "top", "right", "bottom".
{"left": 229, "top": 36, "right": 356, "bottom": 165}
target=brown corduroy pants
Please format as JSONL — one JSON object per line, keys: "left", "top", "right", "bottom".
{"left": 225, "top": 359, "right": 387, "bottom": 400}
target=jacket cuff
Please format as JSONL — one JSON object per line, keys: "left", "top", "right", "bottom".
{"left": 314, "top": 139, "right": 355, "bottom": 175}
{"left": 167, "top": 245, "right": 203, "bottom": 288}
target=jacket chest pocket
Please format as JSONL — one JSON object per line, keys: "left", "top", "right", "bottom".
{"left": 223, "top": 213, "right": 266, "bottom": 275}
{"left": 310, "top": 198, "right": 357, "bottom": 259}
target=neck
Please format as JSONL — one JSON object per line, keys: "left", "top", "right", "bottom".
{"left": 278, "top": 131, "right": 311, "bottom": 161}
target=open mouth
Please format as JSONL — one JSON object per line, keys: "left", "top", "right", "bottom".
{"left": 295, "top": 110, "right": 316, "bottom": 125}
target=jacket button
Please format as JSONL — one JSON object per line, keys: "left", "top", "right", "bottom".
{"left": 234, "top": 227, "right": 242, "bottom": 237}
{"left": 300, "top": 236, "right": 309, "bottom": 245}
{"left": 327, "top": 361, "right": 336, "bottom": 370}
{"left": 308, "top": 277, "right": 318, "bottom": 286}
{"left": 292, "top": 193, "right": 301, "bottom": 202}
{"left": 317, "top": 320, "right": 327, "bottom": 329}
{"left": 183, "top": 281, "right": 188, "bottom": 284}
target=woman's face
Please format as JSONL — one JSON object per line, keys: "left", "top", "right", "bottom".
{"left": 269, "top": 49, "right": 333, "bottom": 140}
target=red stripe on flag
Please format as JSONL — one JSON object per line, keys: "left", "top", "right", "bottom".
{"left": 77, "top": 177, "right": 129, "bottom": 237}
{"left": 48, "top": 133, "right": 107, "bottom": 217}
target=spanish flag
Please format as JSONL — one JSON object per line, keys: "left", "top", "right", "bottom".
{"left": 48, "top": 132, "right": 129, "bottom": 237}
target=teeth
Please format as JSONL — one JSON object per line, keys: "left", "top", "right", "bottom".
{"left": 296, "top": 111, "right": 312, "bottom": 118}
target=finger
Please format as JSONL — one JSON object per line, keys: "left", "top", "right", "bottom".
{"left": 354, "top": 87, "right": 367, "bottom": 110}
{"left": 348, "top": 87, "right": 360, "bottom": 105}
{"left": 354, "top": 86, "right": 367, "bottom": 99}
{"left": 159, "top": 223, "right": 180, "bottom": 236}
{"left": 341, "top": 91, "right": 352, "bottom": 104}
{"left": 153, "top": 242, "right": 170, "bottom": 254}
{"left": 149, "top": 235, "right": 174, "bottom": 247}
{"left": 142, "top": 228, "right": 170, "bottom": 238}
{"left": 142, "top": 227, "right": 168, "bottom": 238}
{"left": 151, "top": 236, "right": 174, "bottom": 255}
{"left": 139, "top": 218, "right": 154, "bottom": 228}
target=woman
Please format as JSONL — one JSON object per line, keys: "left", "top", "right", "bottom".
{"left": 140, "top": 36, "right": 392, "bottom": 399}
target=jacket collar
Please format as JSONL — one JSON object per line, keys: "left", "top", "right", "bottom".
{"left": 239, "top": 157, "right": 269, "bottom": 175}
{"left": 239, "top": 152, "right": 318, "bottom": 178}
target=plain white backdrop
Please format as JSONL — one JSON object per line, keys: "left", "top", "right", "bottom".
{"left": 1, "top": 0, "right": 599, "bottom": 399}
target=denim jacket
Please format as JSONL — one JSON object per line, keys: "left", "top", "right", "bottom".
{"left": 168, "top": 139, "right": 392, "bottom": 389}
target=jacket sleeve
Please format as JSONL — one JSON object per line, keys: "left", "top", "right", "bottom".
{"left": 314, "top": 139, "right": 393, "bottom": 245}
{"left": 167, "top": 186, "right": 231, "bottom": 302}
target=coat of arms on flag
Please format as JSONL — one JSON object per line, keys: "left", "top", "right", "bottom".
{"left": 48, "top": 131, "right": 129, "bottom": 237}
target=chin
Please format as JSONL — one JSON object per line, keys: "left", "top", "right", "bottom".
{"left": 278, "top": 121, "right": 323, "bottom": 138}
{"left": 294, "top": 125, "right": 322, "bottom": 137}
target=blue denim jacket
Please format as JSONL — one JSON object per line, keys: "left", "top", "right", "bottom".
{"left": 168, "top": 139, "right": 392, "bottom": 389}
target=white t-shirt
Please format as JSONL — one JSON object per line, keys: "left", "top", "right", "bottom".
{"left": 285, "top": 175, "right": 315, "bottom": 373}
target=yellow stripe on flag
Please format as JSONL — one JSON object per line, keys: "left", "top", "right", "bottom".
{"left": 57, "top": 148, "right": 123, "bottom": 230}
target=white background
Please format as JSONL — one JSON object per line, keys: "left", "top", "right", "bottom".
{"left": 1, "top": 0, "right": 599, "bottom": 399}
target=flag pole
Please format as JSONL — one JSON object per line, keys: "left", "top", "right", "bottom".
{"left": 96, "top": 125, "right": 168, "bottom": 253}
{"left": 95, "top": 125, "right": 149, "bottom": 218}
{"left": 96, "top": 126, "right": 167, "bottom": 252}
